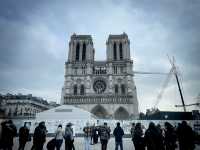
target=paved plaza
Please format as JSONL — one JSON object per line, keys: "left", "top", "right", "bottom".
{"left": 13, "top": 137, "right": 200, "bottom": 150}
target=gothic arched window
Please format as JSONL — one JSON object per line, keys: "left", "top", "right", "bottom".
{"left": 74, "top": 85, "right": 78, "bottom": 95}
{"left": 113, "top": 42, "right": 117, "bottom": 60}
{"left": 121, "top": 84, "right": 126, "bottom": 94}
{"left": 82, "top": 43, "right": 86, "bottom": 61}
{"left": 80, "top": 84, "right": 85, "bottom": 95}
{"left": 76, "top": 43, "right": 80, "bottom": 61}
{"left": 119, "top": 43, "right": 123, "bottom": 60}
{"left": 115, "top": 84, "right": 119, "bottom": 94}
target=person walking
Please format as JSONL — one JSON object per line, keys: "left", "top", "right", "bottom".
{"left": 176, "top": 121, "right": 195, "bottom": 150}
{"left": 83, "top": 122, "right": 92, "bottom": 150}
{"left": 113, "top": 122, "right": 124, "bottom": 150}
{"left": 64, "top": 122, "right": 74, "bottom": 150}
{"left": 31, "top": 121, "right": 47, "bottom": 150}
{"left": 99, "top": 122, "right": 111, "bottom": 150}
{"left": 132, "top": 123, "right": 145, "bottom": 150}
{"left": 18, "top": 122, "right": 30, "bottom": 150}
{"left": 55, "top": 124, "right": 64, "bottom": 150}
{"left": 1, "top": 120, "right": 17, "bottom": 150}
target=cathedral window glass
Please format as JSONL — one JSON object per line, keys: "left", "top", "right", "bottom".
{"left": 76, "top": 43, "right": 80, "bottom": 61}
{"left": 115, "top": 84, "right": 119, "bottom": 94}
{"left": 121, "top": 84, "right": 126, "bottom": 94}
{"left": 119, "top": 43, "right": 123, "bottom": 60}
{"left": 93, "top": 79, "right": 107, "bottom": 94}
{"left": 113, "top": 42, "right": 117, "bottom": 60}
{"left": 80, "top": 85, "right": 85, "bottom": 95}
{"left": 82, "top": 43, "right": 86, "bottom": 61}
{"left": 74, "top": 85, "right": 78, "bottom": 95}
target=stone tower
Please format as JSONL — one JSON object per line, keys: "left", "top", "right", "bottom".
{"left": 61, "top": 33, "right": 138, "bottom": 119}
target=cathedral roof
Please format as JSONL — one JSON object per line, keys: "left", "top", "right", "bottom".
{"left": 71, "top": 33, "right": 92, "bottom": 40}
{"left": 108, "top": 32, "right": 128, "bottom": 40}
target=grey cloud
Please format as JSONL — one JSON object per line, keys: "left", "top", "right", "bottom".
{"left": 0, "top": 0, "right": 199, "bottom": 112}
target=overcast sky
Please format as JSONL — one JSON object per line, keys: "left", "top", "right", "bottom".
{"left": 0, "top": 0, "right": 200, "bottom": 112}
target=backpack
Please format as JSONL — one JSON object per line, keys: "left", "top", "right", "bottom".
{"left": 100, "top": 127, "right": 110, "bottom": 140}
{"left": 64, "top": 127, "right": 72, "bottom": 140}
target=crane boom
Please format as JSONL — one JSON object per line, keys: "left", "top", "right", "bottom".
{"left": 134, "top": 71, "right": 168, "bottom": 75}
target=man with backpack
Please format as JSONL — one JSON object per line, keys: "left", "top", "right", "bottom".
{"left": 98, "top": 122, "right": 111, "bottom": 150}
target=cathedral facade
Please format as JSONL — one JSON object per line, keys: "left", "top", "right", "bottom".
{"left": 61, "top": 33, "right": 138, "bottom": 119}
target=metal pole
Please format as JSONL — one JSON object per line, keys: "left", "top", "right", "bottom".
{"left": 174, "top": 73, "right": 186, "bottom": 112}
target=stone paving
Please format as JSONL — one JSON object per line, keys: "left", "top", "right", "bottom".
{"left": 13, "top": 137, "right": 200, "bottom": 150}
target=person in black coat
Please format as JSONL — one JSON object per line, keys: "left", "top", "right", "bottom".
{"left": 164, "top": 122, "right": 177, "bottom": 150}
{"left": 18, "top": 122, "right": 30, "bottom": 150}
{"left": 144, "top": 122, "right": 164, "bottom": 150}
{"left": 113, "top": 122, "right": 124, "bottom": 150}
{"left": 177, "top": 121, "right": 195, "bottom": 150}
{"left": 31, "top": 121, "right": 47, "bottom": 150}
{"left": 1, "top": 120, "right": 17, "bottom": 150}
{"left": 133, "top": 123, "right": 145, "bottom": 150}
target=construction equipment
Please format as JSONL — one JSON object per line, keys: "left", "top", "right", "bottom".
{"left": 153, "top": 56, "right": 186, "bottom": 112}
{"left": 133, "top": 56, "right": 187, "bottom": 112}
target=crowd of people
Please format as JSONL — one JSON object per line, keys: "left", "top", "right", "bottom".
{"left": 0, "top": 120, "right": 198, "bottom": 150}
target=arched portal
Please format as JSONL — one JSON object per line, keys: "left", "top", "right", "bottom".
{"left": 91, "top": 105, "right": 108, "bottom": 119}
{"left": 114, "top": 107, "right": 129, "bottom": 120}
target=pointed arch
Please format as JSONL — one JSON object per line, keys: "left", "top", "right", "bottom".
{"left": 114, "top": 107, "right": 129, "bottom": 120}
{"left": 119, "top": 43, "right": 123, "bottom": 60}
{"left": 76, "top": 43, "right": 80, "bottom": 61}
{"left": 73, "top": 85, "right": 78, "bottom": 95}
{"left": 82, "top": 43, "right": 86, "bottom": 61}
{"left": 80, "top": 84, "right": 85, "bottom": 95}
{"left": 91, "top": 105, "right": 108, "bottom": 119}
{"left": 113, "top": 42, "right": 117, "bottom": 60}
{"left": 115, "top": 84, "right": 119, "bottom": 94}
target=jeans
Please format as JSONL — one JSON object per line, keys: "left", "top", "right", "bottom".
{"left": 115, "top": 141, "right": 123, "bottom": 150}
{"left": 84, "top": 137, "right": 91, "bottom": 150}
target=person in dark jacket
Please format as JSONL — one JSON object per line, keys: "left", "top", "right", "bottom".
{"left": 98, "top": 122, "right": 111, "bottom": 150}
{"left": 144, "top": 122, "right": 164, "bottom": 150}
{"left": 64, "top": 122, "right": 74, "bottom": 150}
{"left": 18, "top": 122, "right": 30, "bottom": 150}
{"left": 133, "top": 123, "right": 145, "bottom": 150}
{"left": 176, "top": 121, "right": 195, "bottom": 150}
{"left": 31, "top": 121, "right": 47, "bottom": 150}
{"left": 1, "top": 120, "right": 17, "bottom": 150}
{"left": 164, "top": 122, "right": 177, "bottom": 150}
{"left": 113, "top": 122, "right": 124, "bottom": 150}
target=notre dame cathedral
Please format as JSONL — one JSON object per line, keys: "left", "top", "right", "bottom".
{"left": 61, "top": 33, "right": 138, "bottom": 119}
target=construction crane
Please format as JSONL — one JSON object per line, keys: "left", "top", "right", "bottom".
{"left": 133, "top": 71, "right": 168, "bottom": 75}
{"left": 153, "top": 56, "right": 187, "bottom": 112}
{"left": 133, "top": 56, "right": 187, "bottom": 112}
